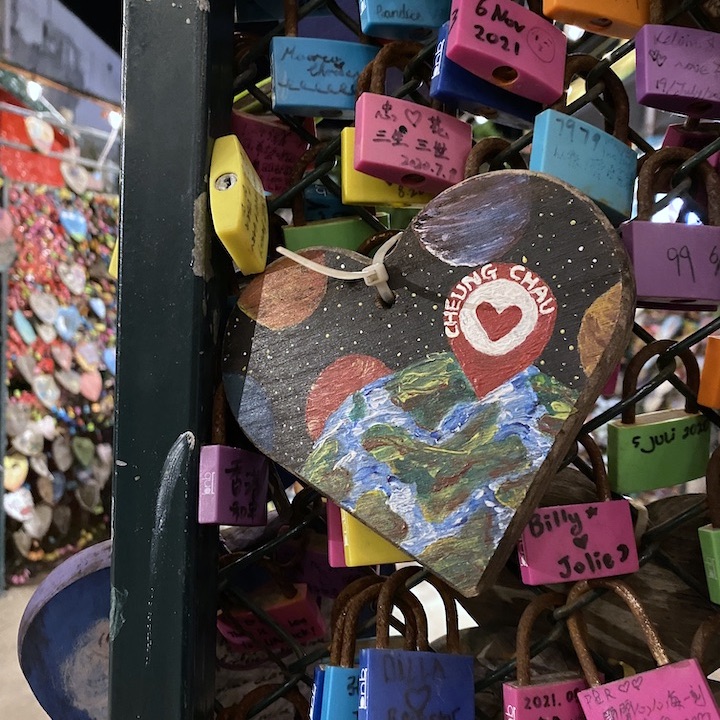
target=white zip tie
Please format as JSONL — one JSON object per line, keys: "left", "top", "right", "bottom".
{"left": 276, "top": 233, "right": 400, "bottom": 305}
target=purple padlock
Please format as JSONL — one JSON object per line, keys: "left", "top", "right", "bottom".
{"left": 621, "top": 146, "right": 720, "bottom": 310}
{"left": 663, "top": 121, "right": 720, "bottom": 171}
{"left": 197, "top": 444, "right": 269, "bottom": 525}
{"left": 445, "top": 0, "right": 566, "bottom": 105}
{"left": 636, "top": 25, "right": 720, "bottom": 118}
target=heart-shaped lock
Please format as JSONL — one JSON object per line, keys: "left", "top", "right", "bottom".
{"left": 33, "top": 374, "right": 61, "bottom": 410}
{"left": 75, "top": 341, "right": 100, "bottom": 371}
{"left": 58, "top": 262, "right": 87, "bottom": 295}
{"left": 59, "top": 208, "right": 88, "bottom": 241}
{"left": 52, "top": 504, "right": 71, "bottom": 535}
{"left": 37, "top": 324, "right": 57, "bottom": 344}
{"left": 25, "top": 116, "right": 55, "bottom": 154}
{"left": 52, "top": 436, "right": 74, "bottom": 472}
{"left": 52, "top": 343, "right": 74, "bottom": 370}
{"left": 55, "top": 369, "right": 82, "bottom": 395}
{"left": 60, "top": 161, "right": 89, "bottom": 195}
{"left": 36, "top": 476, "right": 55, "bottom": 506}
{"left": 24, "top": 504, "right": 53, "bottom": 540}
{"left": 4, "top": 454, "right": 29, "bottom": 491}
{"left": 6, "top": 402, "right": 32, "bottom": 438}
{"left": 14, "top": 355, "right": 37, "bottom": 385}
{"left": 55, "top": 307, "right": 83, "bottom": 342}
{"left": 4, "top": 486, "right": 35, "bottom": 522}
{"left": 72, "top": 436, "right": 96, "bottom": 467}
{"left": 103, "top": 348, "right": 116, "bottom": 376}
{"left": 89, "top": 297, "right": 106, "bottom": 319}
{"left": 29, "top": 292, "right": 60, "bottom": 324}
{"left": 34, "top": 415, "right": 57, "bottom": 441}
{"left": 30, "top": 453, "right": 52, "bottom": 479}
{"left": 223, "top": 171, "right": 635, "bottom": 596}
{"left": 80, "top": 370, "right": 103, "bottom": 402}
{"left": 75, "top": 481, "right": 102, "bottom": 513}
{"left": 12, "top": 425, "right": 45, "bottom": 457}
{"left": 13, "top": 309, "right": 37, "bottom": 345}
{"left": 51, "top": 471, "right": 67, "bottom": 503}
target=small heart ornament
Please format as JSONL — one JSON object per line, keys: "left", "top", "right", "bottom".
{"left": 89, "top": 297, "right": 106, "bottom": 319}
{"left": 23, "top": 504, "right": 53, "bottom": 540}
{"left": 222, "top": 171, "right": 635, "bottom": 596}
{"left": 52, "top": 343, "right": 74, "bottom": 370}
{"left": 51, "top": 471, "right": 68, "bottom": 503}
{"left": 6, "top": 402, "right": 32, "bottom": 438}
{"left": 25, "top": 116, "right": 55, "bottom": 154}
{"left": 32, "top": 374, "right": 61, "bottom": 410}
{"left": 59, "top": 209, "right": 88, "bottom": 241}
{"left": 103, "top": 348, "right": 116, "bottom": 376}
{"left": 30, "top": 453, "right": 52, "bottom": 479}
{"left": 75, "top": 341, "right": 100, "bottom": 371}
{"left": 15, "top": 355, "right": 37, "bottom": 385}
{"left": 4, "top": 454, "right": 29, "bottom": 491}
{"left": 13, "top": 309, "right": 37, "bottom": 345}
{"left": 36, "top": 476, "right": 55, "bottom": 505}
{"left": 52, "top": 436, "right": 73, "bottom": 472}
{"left": 37, "top": 324, "right": 57, "bottom": 344}
{"left": 60, "top": 161, "right": 89, "bottom": 195}
{"left": 55, "top": 369, "right": 81, "bottom": 394}
{"left": 55, "top": 307, "right": 83, "bottom": 342}
{"left": 72, "top": 436, "right": 96, "bottom": 467}
{"left": 58, "top": 262, "right": 87, "bottom": 295}
{"left": 4, "top": 486, "right": 35, "bottom": 522}
{"left": 80, "top": 370, "right": 103, "bottom": 402}
{"left": 34, "top": 415, "right": 58, "bottom": 441}
{"left": 75, "top": 481, "right": 102, "bottom": 514}
{"left": 29, "top": 292, "right": 59, "bottom": 324}
{"left": 52, "top": 504, "right": 72, "bottom": 535}
{"left": 11, "top": 426, "right": 44, "bottom": 456}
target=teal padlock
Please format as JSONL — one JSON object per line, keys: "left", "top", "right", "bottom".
{"left": 699, "top": 447, "right": 720, "bottom": 604}
{"left": 270, "top": 1, "right": 378, "bottom": 117}
{"left": 529, "top": 55, "right": 637, "bottom": 225}
{"left": 607, "top": 340, "right": 711, "bottom": 494}
{"left": 359, "top": 0, "right": 451, "bottom": 40}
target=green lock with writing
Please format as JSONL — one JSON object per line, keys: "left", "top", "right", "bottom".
{"left": 699, "top": 447, "right": 720, "bottom": 604}
{"left": 607, "top": 340, "right": 710, "bottom": 493}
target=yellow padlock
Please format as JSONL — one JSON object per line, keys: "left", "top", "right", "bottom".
{"left": 340, "top": 127, "right": 434, "bottom": 208}
{"left": 542, "top": 0, "right": 650, "bottom": 39}
{"left": 108, "top": 240, "right": 119, "bottom": 280}
{"left": 209, "top": 135, "right": 268, "bottom": 275}
{"left": 340, "top": 505, "right": 411, "bottom": 566}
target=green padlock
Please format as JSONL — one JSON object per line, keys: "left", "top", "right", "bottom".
{"left": 280, "top": 143, "right": 389, "bottom": 252}
{"left": 699, "top": 447, "right": 720, "bottom": 604}
{"left": 607, "top": 340, "right": 711, "bottom": 493}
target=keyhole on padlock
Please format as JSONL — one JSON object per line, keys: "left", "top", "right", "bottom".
{"left": 590, "top": 17, "right": 612, "bottom": 27}
{"left": 400, "top": 173, "right": 425, "bottom": 185}
{"left": 492, "top": 66, "right": 518, "bottom": 85}
{"left": 215, "top": 173, "right": 238, "bottom": 191}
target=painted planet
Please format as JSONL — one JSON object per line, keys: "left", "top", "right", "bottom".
{"left": 305, "top": 354, "right": 392, "bottom": 441}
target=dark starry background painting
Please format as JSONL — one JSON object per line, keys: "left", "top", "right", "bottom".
{"left": 223, "top": 171, "right": 633, "bottom": 470}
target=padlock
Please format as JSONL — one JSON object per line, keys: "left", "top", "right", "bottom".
{"left": 209, "top": 134, "right": 268, "bottom": 275}
{"left": 198, "top": 384, "right": 269, "bottom": 526}
{"left": 662, "top": 120, "right": 720, "bottom": 172}
{"left": 322, "top": 575, "right": 421, "bottom": 720}
{"left": 503, "top": 592, "right": 593, "bottom": 720}
{"left": 340, "top": 127, "right": 435, "bottom": 206}
{"left": 517, "top": 433, "right": 639, "bottom": 585}
{"left": 620, "top": 146, "right": 720, "bottom": 308}
{"left": 543, "top": 0, "right": 649, "bottom": 39}
{"left": 699, "top": 447, "right": 720, "bottom": 603}
{"left": 699, "top": 337, "right": 720, "bottom": 409}
{"left": 607, "top": 339, "right": 711, "bottom": 493}
{"left": 354, "top": 41, "right": 472, "bottom": 193}
{"left": 280, "top": 144, "right": 391, "bottom": 252}
{"left": 602, "top": 363, "right": 621, "bottom": 398}
{"left": 358, "top": 566, "right": 475, "bottom": 720}
{"left": 567, "top": 578, "right": 720, "bottom": 720}
{"left": 231, "top": 107, "right": 315, "bottom": 196}
{"left": 217, "top": 682, "right": 310, "bottom": 720}
{"left": 430, "top": 22, "right": 542, "bottom": 130}
{"left": 270, "top": 1, "right": 379, "bottom": 118}
{"left": 464, "top": 136, "right": 527, "bottom": 178}
{"left": 636, "top": 25, "right": 720, "bottom": 118}
{"left": 529, "top": 55, "right": 637, "bottom": 225}
{"left": 444, "top": 0, "right": 566, "bottom": 106}
{"left": 359, "top": 0, "right": 451, "bottom": 40}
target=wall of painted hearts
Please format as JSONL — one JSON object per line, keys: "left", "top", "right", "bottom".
{"left": 3, "top": 181, "right": 116, "bottom": 585}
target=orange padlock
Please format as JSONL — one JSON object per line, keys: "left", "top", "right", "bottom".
{"left": 699, "top": 337, "right": 720, "bottom": 409}
{"left": 543, "top": 0, "right": 652, "bottom": 39}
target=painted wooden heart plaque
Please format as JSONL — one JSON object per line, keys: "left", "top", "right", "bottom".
{"left": 222, "top": 171, "right": 635, "bottom": 596}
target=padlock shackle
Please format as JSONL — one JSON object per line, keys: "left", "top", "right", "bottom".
{"left": 211, "top": 382, "right": 228, "bottom": 444}
{"left": 355, "top": 41, "right": 425, "bottom": 97}
{"left": 621, "top": 339, "right": 700, "bottom": 424}
{"left": 706, "top": 446, "right": 720, "bottom": 529}
{"left": 464, "top": 137, "right": 526, "bottom": 179}
{"left": 376, "top": 566, "right": 430, "bottom": 651}
{"left": 690, "top": 612, "right": 720, "bottom": 664}
{"left": 423, "top": 574, "right": 463, "bottom": 655}
{"left": 515, "top": 591, "right": 568, "bottom": 685}
{"left": 286, "top": 142, "right": 331, "bottom": 227}
{"left": 555, "top": 54, "right": 630, "bottom": 145}
{"left": 577, "top": 433, "right": 611, "bottom": 502}
{"left": 283, "top": 0, "right": 299, "bottom": 37}
{"left": 635, "top": 146, "right": 720, "bottom": 224}
{"left": 217, "top": 682, "right": 309, "bottom": 720}
{"left": 566, "top": 579, "right": 670, "bottom": 687}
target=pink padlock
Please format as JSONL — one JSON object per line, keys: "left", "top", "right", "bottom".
{"left": 517, "top": 433, "right": 639, "bottom": 585}
{"left": 326, "top": 499, "right": 348, "bottom": 568}
{"left": 636, "top": 25, "right": 720, "bottom": 118}
{"left": 504, "top": 592, "right": 594, "bottom": 720}
{"left": 445, "top": 0, "right": 566, "bottom": 105}
{"left": 568, "top": 579, "right": 720, "bottom": 720}
{"left": 663, "top": 120, "right": 720, "bottom": 172}
{"left": 354, "top": 41, "right": 472, "bottom": 193}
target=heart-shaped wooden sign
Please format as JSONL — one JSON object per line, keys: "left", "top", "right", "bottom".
{"left": 60, "top": 161, "right": 89, "bottom": 196}
{"left": 222, "top": 171, "right": 635, "bottom": 596}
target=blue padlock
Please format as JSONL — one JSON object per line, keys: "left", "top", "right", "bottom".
{"left": 270, "top": 1, "right": 379, "bottom": 118}
{"left": 359, "top": 0, "right": 451, "bottom": 40}
{"left": 529, "top": 56, "right": 637, "bottom": 224}
{"left": 430, "top": 22, "right": 541, "bottom": 129}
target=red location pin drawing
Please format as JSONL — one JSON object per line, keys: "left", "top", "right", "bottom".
{"left": 444, "top": 262, "right": 557, "bottom": 399}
